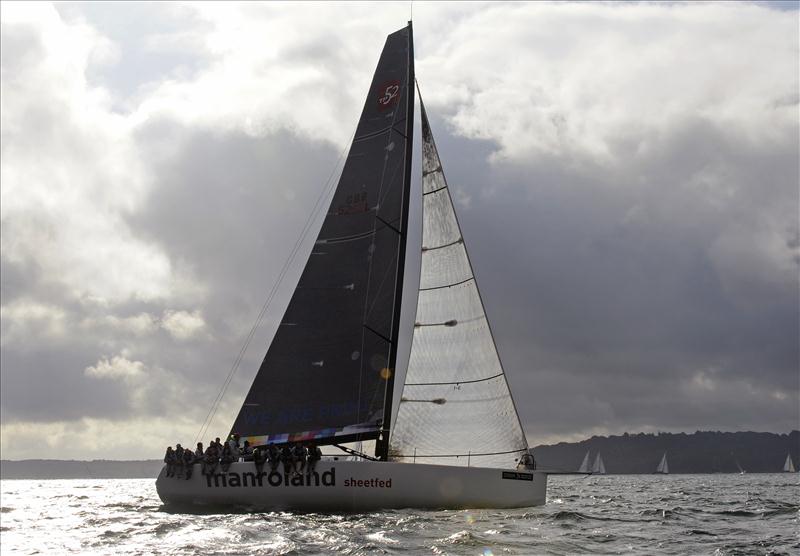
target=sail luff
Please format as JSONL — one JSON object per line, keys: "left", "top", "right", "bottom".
{"left": 376, "top": 21, "right": 415, "bottom": 461}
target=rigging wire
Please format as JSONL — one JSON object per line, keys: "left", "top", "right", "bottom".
{"left": 193, "top": 130, "right": 355, "bottom": 446}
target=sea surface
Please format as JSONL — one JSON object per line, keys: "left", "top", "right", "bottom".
{"left": 1, "top": 474, "right": 797, "bottom": 555}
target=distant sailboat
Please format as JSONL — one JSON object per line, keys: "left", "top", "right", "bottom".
{"left": 783, "top": 454, "right": 796, "bottom": 473}
{"left": 578, "top": 450, "right": 591, "bottom": 473}
{"left": 735, "top": 459, "right": 746, "bottom": 475}
{"left": 654, "top": 452, "right": 669, "bottom": 474}
{"left": 591, "top": 453, "right": 606, "bottom": 474}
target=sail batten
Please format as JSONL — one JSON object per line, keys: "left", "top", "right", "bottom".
{"left": 388, "top": 98, "right": 529, "bottom": 468}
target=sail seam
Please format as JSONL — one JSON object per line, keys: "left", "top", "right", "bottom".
{"left": 404, "top": 372, "right": 503, "bottom": 386}
{"left": 316, "top": 230, "right": 375, "bottom": 244}
{"left": 422, "top": 237, "right": 462, "bottom": 251}
{"left": 422, "top": 167, "right": 443, "bottom": 177}
{"left": 354, "top": 126, "right": 393, "bottom": 142}
{"left": 422, "top": 185, "right": 447, "bottom": 195}
{"left": 419, "top": 277, "right": 474, "bottom": 291}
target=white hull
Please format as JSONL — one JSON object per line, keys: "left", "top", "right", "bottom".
{"left": 156, "top": 459, "right": 547, "bottom": 511}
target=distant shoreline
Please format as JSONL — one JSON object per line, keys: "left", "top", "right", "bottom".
{"left": 2, "top": 430, "right": 797, "bottom": 479}
{"left": 0, "top": 459, "right": 163, "bottom": 480}
{"left": 532, "top": 430, "right": 799, "bottom": 474}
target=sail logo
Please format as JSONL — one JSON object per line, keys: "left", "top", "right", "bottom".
{"left": 205, "top": 468, "right": 336, "bottom": 489}
{"left": 377, "top": 80, "right": 400, "bottom": 111}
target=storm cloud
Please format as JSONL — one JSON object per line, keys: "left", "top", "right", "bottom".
{"left": 1, "top": 2, "right": 797, "bottom": 459}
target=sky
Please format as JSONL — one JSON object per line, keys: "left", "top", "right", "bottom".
{"left": 1, "top": 1, "right": 798, "bottom": 460}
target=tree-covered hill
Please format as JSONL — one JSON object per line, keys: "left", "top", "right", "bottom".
{"left": 531, "top": 430, "right": 799, "bottom": 474}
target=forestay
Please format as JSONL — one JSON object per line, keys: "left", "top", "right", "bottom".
{"left": 389, "top": 100, "right": 529, "bottom": 468}
{"left": 230, "top": 25, "right": 414, "bottom": 448}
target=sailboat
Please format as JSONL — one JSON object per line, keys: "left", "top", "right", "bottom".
{"left": 654, "top": 452, "right": 669, "bottom": 474}
{"left": 578, "top": 450, "right": 591, "bottom": 473}
{"left": 591, "top": 452, "right": 606, "bottom": 475}
{"left": 156, "top": 22, "right": 547, "bottom": 511}
{"left": 783, "top": 454, "right": 796, "bottom": 473}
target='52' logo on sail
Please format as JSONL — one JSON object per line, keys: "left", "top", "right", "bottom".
{"left": 377, "top": 80, "right": 401, "bottom": 111}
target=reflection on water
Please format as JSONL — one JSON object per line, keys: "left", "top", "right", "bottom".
{"left": 1, "top": 474, "right": 798, "bottom": 555}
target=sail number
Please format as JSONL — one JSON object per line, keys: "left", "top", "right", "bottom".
{"left": 377, "top": 80, "right": 401, "bottom": 111}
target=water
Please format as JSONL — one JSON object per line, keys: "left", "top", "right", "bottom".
{"left": 1, "top": 474, "right": 797, "bottom": 555}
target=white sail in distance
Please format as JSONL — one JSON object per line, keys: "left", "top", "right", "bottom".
{"left": 592, "top": 453, "right": 606, "bottom": 474}
{"left": 655, "top": 453, "right": 669, "bottom": 474}
{"left": 784, "top": 454, "right": 796, "bottom": 472}
{"left": 578, "top": 451, "right": 591, "bottom": 473}
{"left": 388, "top": 99, "right": 529, "bottom": 469}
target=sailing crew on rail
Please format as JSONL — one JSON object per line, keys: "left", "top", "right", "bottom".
{"left": 227, "top": 434, "right": 241, "bottom": 461}
{"left": 293, "top": 443, "right": 307, "bottom": 475}
{"left": 307, "top": 443, "right": 322, "bottom": 475}
{"left": 164, "top": 446, "right": 176, "bottom": 477}
{"left": 267, "top": 444, "right": 280, "bottom": 472}
{"left": 241, "top": 440, "right": 254, "bottom": 462}
{"left": 174, "top": 444, "right": 185, "bottom": 478}
{"left": 280, "top": 444, "right": 295, "bottom": 475}
{"left": 253, "top": 446, "right": 267, "bottom": 474}
{"left": 202, "top": 444, "right": 217, "bottom": 476}
{"left": 220, "top": 443, "right": 234, "bottom": 472}
{"left": 182, "top": 446, "right": 195, "bottom": 480}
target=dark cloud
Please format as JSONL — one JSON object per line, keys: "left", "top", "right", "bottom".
{"left": 425, "top": 109, "right": 799, "bottom": 440}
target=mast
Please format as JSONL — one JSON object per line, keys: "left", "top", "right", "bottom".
{"left": 376, "top": 21, "right": 415, "bottom": 461}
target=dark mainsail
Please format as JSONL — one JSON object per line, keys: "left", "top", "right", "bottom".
{"left": 231, "top": 24, "right": 414, "bottom": 451}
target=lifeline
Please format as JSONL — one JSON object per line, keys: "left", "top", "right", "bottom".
{"left": 205, "top": 468, "right": 336, "bottom": 488}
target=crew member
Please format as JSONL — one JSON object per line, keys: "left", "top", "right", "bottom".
{"left": 307, "top": 443, "right": 322, "bottom": 475}
{"left": 164, "top": 446, "right": 176, "bottom": 477}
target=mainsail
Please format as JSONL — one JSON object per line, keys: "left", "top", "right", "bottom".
{"left": 388, "top": 99, "right": 529, "bottom": 468}
{"left": 784, "top": 454, "right": 796, "bottom": 472}
{"left": 231, "top": 24, "right": 414, "bottom": 450}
